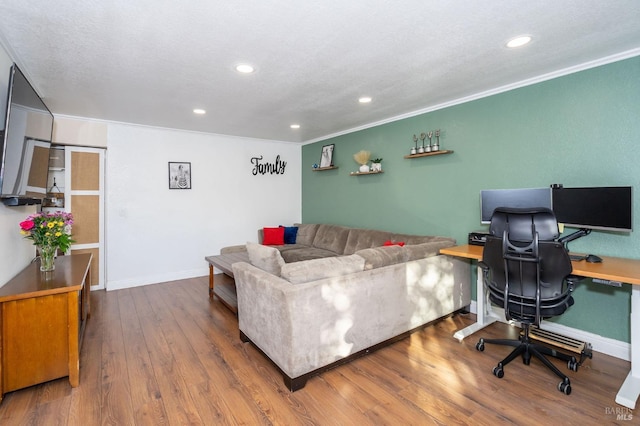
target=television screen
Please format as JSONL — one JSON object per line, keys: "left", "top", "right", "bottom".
{"left": 480, "top": 188, "right": 552, "bottom": 224}
{"left": 0, "top": 64, "right": 53, "bottom": 204}
{"left": 552, "top": 186, "right": 632, "bottom": 232}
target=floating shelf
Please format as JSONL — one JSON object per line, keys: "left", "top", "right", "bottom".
{"left": 312, "top": 166, "right": 339, "bottom": 171}
{"left": 404, "top": 150, "right": 453, "bottom": 159}
{"left": 350, "top": 170, "right": 384, "bottom": 176}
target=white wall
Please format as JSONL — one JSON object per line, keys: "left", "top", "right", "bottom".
{"left": 0, "top": 40, "right": 38, "bottom": 286}
{"left": 106, "top": 123, "right": 301, "bottom": 290}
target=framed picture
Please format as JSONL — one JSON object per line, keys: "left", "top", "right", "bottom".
{"left": 168, "top": 162, "right": 192, "bottom": 189}
{"left": 320, "top": 144, "right": 334, "bottom": 168}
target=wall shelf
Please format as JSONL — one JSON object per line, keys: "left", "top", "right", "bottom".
{"left": 350, "top": 170, "right": 384, "bottom": 176}
{"left": 312, "top": 166, "right": 338, "bottom": 171}
{"left": 404, "top": 150, "right": 453, "bottom": 159}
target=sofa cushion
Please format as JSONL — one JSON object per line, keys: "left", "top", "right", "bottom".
{"left": 263, "top": 227, "right": 285, "bottom": 245}
{"left": 343, "top": 228, "right": 398, "bottom": 254}
{"left": 293, "top": 223, "right": 319, "bottom": 246}
{"left": 356, "top": 245, "right": 408, "bottom": 270}
{"left": 311, "top": 224, "right": 351, "bottom": 254}
{"left": 280, "top": 254, "right": 365, "bottom": 284}
{"left": 281, "top": 226, "right": 298, "bottom": 244}
{"left": 246, "top": 242, "right": 285, "bottom": 275}
{"left": 279, "top": 246, "right": 337, "bottom": 263}
{"left": 356, "top": 240, "right": 457, "bottom": 270}
{"left": 390, "top": 233, "right": 455, "bottom": 246}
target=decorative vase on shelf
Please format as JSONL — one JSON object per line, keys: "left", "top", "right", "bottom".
{"left": 371, "top": 162, "right": 382, "bottom": 172}
{"left": 359, "top": 164, "right": 370, "bottom": 173}
{"left": 38, "top": 245, "right": 57, "bottom": 272}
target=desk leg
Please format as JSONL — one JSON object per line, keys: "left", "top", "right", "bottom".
{"left": 616, "top": 285, "right": 640, "bottom": 409}
{"left": 209, "top": 265, "right": 214, "bottom": 299}
{"left": 453, "top": 264, "right": 499, "bottom": 341}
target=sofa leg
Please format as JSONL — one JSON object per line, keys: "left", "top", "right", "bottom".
{"left": 239, "top": 330, "right": 250, "bottom": 343}
{"left": 284, "top": 374, "right": 307, "bottom": 392}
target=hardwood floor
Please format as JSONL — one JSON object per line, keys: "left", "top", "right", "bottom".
{"left": 0, "top": 276, "right": 633, "bottom": 425}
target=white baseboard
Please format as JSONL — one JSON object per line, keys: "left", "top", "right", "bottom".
{"left": 106, "top": 267, "right": 208, "bottom": 291}
{"left": 468, "top": 301, "right": 631, "bottom": 362}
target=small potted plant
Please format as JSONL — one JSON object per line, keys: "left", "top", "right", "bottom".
{"left": 371, "top": 158, "right": 383, "bottom": 172}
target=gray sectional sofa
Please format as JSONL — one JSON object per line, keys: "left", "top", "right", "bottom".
{"left": 230, "top": 223, "right": 471, "bottom": 390}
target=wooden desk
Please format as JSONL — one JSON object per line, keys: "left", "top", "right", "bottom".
{"left": 440, "top": 244, "right": 640, "bottom": 409}
{"left": 0, "top": 253, "right": 91, "bottom": 402}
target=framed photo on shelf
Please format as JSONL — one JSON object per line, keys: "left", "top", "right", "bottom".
{"left": 320, "top": 144, "right": 334, "bottom": 168}
{"left": 168, "top": 162, "right": 192, "bottom": 189}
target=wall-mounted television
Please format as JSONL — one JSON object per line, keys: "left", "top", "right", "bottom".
{"left": 480, "top": 187, "right": 552, "bottom": 224}
{"left": 0, "top": 64, "right": 53, "bottom": 206}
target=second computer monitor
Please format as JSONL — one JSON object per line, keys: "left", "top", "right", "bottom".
{"left": 480, "top": 187, "right": 552, "bottom": 224}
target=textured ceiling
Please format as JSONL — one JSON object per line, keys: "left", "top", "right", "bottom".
{"left": 0, "top": 0, "right": 639, "bottom": 143}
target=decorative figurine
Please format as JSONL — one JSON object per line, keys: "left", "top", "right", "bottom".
{"left": 411, "top": 134, "right": 418, "bottom": 155}
{"left": 426, "top": 131, "right": 433, "bottom": 152}
{"left": 418, "top": 132, "right": 426, "bottom": 153}
{"left": 432, "top": 129, "right": 440, "bottom": 151}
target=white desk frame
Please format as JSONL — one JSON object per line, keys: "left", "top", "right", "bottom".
{"left": 615, "top": 286, "right": 640, "bottom": 408}
{"left": 453, "top": 264, "right": 500, "bottom": 341}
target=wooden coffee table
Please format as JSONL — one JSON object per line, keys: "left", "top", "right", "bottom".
{"left": 204, "top": 251, "right": 249, "bottom": 313}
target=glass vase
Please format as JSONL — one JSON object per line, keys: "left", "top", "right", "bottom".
{"left": 38, "top": 245, "right": 57, "bottom": 272}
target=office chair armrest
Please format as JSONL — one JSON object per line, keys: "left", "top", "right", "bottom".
{"left": 478, "top": 261, "right": 489, "bottom": 271}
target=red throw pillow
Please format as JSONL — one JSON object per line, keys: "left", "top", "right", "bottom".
{"left": 383, "top": 240, "right": 405, "bottom": 247}
{"left": 263, "top": 227, "right": 285, "bottom": 245}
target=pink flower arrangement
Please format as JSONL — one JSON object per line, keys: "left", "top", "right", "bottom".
{"left": 19, "top": 211, "right": 75, "bottom": 252}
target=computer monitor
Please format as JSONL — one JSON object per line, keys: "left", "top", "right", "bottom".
{"left": 552, "top": 186, "right": 632, "bottom": 232}
{"left": 480, "top": 188, "right": 552, "bottom": 224}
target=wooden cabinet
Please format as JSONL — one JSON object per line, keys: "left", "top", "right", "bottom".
{"left": 0, "top": 254, "right": 91, "bottom": 402}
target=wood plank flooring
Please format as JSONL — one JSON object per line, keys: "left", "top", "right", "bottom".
{"left": 0, "top": 276, "right": 633, "bottom": 425}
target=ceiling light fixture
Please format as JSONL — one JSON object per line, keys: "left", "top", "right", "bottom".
{"left": 193, "top": 108, "right": 206, "bottom": 115}
{"left": 235, "top": 64, "right": 255, "bottom": 73}
{"left": 359, "top": 96, "right": 372, "bottom": 103}
{"left": 506, "top": 35, "right": 532, "bottom": 48}
{"left": 290, "top": 124, "right": 301, "bottom": 129}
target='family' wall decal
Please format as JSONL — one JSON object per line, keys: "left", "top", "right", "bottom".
{"left": 251, "top": 155, "right": 287, "bottom": 175}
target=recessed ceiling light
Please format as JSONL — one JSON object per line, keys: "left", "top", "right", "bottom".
{"left": 290, "top": 124, "right": 301, "bottom": 129}
{"left": 193, "top": 108, "right": 206, "bottom": 115}
{"left": 235, "top": 64, "right": 255, "bottom": 73}
{"left": 359, "top": 96, "right": 372, "bottom": 103}
{"left": 506, "top": 35, "right": 532, "bottom": 48}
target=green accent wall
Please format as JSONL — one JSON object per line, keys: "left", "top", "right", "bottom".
{"left": 302, "top": 56, "right": 640, "bottom": 343}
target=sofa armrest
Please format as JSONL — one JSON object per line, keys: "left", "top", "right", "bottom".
{"left": 232, "top": 262, "right": 294, "bottom": 371}
{"left": 221, "top": 244, "right": 248, "bottom": 254}
{"left": 403, "top": 240, "right": 456, "bottom": 261}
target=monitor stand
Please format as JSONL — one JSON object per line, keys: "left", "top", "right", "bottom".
{"left": 558, "top": 228, "right": 591, "bottom": 251}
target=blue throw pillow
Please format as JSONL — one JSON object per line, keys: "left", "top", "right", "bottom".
{"left": 280, "top": 226, "right": 298, "bottom": 244}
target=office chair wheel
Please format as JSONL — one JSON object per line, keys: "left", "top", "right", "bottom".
{"left": 558, "top": 380, "right": 572, "bottom": 395}
{"left": 568, "top": 359, "right": 579, "bottom": 372}
{"left": 476, "top": 339, "right": 485, "bottom": 352}
{"left": 493, "top": 365, "right": 504, "bottom": 378}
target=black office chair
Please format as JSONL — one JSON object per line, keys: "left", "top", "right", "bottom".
{"left": 475, "top": 207, "right": 580, "bottom": 395}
